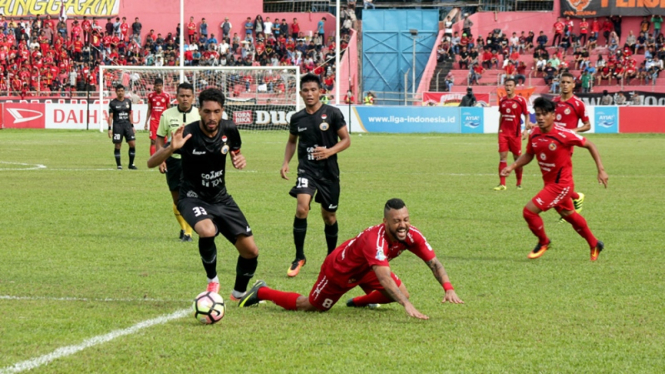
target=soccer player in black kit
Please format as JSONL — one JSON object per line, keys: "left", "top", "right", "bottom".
{"left": 147, "top": 88, "right": 259, "bottom": 301}
{"left": 107, "top": 84, "right": 137, "bottom": 170}
{"left": 280, "top": 74, "right": 351, "bottom": 277}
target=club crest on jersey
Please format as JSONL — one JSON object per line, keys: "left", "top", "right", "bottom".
{"left": 556, "top": 114, "right": 562, "bottom": 120}
{"left": 549, "top": 143, "right": 557, "bottom": 151}
{"left": 506, "top": 108, "right": 511, "bottom": 113}
{"left": 564, "top": 108, "right": 571, "bottom": 115}
{"left": 540, "top": 153, "right": 547, "bottom": 160}
{"left": 221, "top": 145, "right": 230, "bottom": 155}
{"left": 512, "top": 103, "right": 517, "bottom": 109}
{"left": 320, "top": 121, "right": 329, "bottom": 131}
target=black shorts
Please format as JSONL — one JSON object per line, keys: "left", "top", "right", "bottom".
{"left": 178, "top": 194, "right": 252, "bottom": 244}
{"left": 112, "top": 123, "right": 135, "bottom": 144}
{"left": 289, "top": 173, "right": 340, "bottom": 212}
{"left": 165, "top": 157, "right": 182, "bottom": 192}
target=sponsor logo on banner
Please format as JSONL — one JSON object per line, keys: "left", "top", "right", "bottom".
{"left": 45, "top": 103, "right": 147, "bottom": 129}
{"left": 233, "top": 110, "right": 253, "bottom": 125}
{"left": 594, "top": 106, "right": 618, "bottom": 134}
{"left": 461, "top": 107, "right": 484, "bottom": 134}
{"left": 0, "top": 0, "right": 120, "bottom": 17}
{"left": 354, "top": 106, "right": 461, "bottom": 133}
{"left": 7, "top": 108, "right": 43, "bottom": 124}
{"left": 228, "top": 106, "right": 296, "bottom": 127}
{"left": 3, "top": 103, "right": 45, "bottom": 128}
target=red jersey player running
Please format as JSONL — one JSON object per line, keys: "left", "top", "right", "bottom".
{"left": 501, "top": 97, "right": 608, "bottom": 261}
{"left": 144, "top": 78, "right": 171, "bottom": 155}
{"left": 238, "top": 198, "right": 464, "bottom": 319}
{"left": 495, "top": 78, "right": 532, "bottom": 191}
{"left": 553, "top": 72, "right": 591, "bottom": 222}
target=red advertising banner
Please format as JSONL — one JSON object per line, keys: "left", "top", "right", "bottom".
{"left": 619, "top": 107, "right": 665, "bottom": 133}
{"left": 3, "top": 103, "right": 46, "bottom": 129}
{"left": 422, "top": 92, "right": 491, "bottom": 106}
{"left": 561, "top": 0, "right": 665, "bottom": 17}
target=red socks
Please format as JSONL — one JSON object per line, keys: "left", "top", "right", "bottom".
{"left": 499, "top": 160, "right": 507, "bottom": 185}
{"left": 150, "top": 144, "right": 156, "bottom": 156}
{"left": 257, "top": 287, "right": 300, "bottom": 311}
{"left": 352, "top": 291, "right": 393, "bottom": 306}
{"left": 563, "top": 212, "right": 598, "bottom": 248}
{"left": 523, "top": 207, "right": 549, "bottom": 245}
{"left": 516, "top": 166, "right": 523, "bottom": 186}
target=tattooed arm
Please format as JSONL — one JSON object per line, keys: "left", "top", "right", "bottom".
{"left": 373, "top": 265, "right": 429, "bottom": 320}
{"left": 426, "top": 257, "right": 464, "bottom": 304}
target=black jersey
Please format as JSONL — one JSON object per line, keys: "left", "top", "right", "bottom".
{"left": 177, "top": 120, "right": 241, "bottom": 203}
{"left": 109, "top": 98, "right": 132, "bottom": 126}
{"left": 289, "top": 104, "right": 346, "bottom": 181}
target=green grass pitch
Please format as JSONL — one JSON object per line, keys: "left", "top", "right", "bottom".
{"left": 1, "top": 129, "right": 664, "bottom": 373}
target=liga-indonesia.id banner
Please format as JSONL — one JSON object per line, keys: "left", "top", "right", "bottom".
{"left": 561, "top": 0, "right": 665, "bottom": 17}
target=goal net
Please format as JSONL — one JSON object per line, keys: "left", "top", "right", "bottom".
{"left": 98, "top": 66, "right": 301, "bottom": 132}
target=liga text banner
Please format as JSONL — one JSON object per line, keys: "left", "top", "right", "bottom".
{"left": 0, "top": 0, "right": 120, "bottom": 18}
{"left": 560, "top": 0, "right": 665, "bottom": 18}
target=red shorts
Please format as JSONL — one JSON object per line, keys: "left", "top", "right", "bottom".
{"left": 532, "top": 183, "right": 575, "bottom": 213}
{"left": 498, "top": 134, "right": 521, "bottom": 155}
{"left": 148, "top": 118, "right": 160, "bottom": 140}
{"left": 308, "top": 261, "right": 402, "bottom": 311}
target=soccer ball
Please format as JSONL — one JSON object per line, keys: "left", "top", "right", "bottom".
{"left": 193, "top": 291, "right": 226, "bottom": 324}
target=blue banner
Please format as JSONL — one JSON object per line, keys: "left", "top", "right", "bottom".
{"left": 460, "top": 107, "right": 484, "bottom": 134}
{"left": 353, "top": 106, "right": 460, "bottom": 133}
{"left": 594, "top": 107, "right": 618, "bottom": 134}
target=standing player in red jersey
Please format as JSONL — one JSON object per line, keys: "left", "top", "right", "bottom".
{"left": 238, "top": 198, "right": 464, "bottom": 319}
{"left": 144, "top": 78, "right": 171, "bottom": 156}
{"left": 495, "top": 78, "right": 532, "bottom": 191}
{"left": 553, "top": 72, "right": 591, "bottom": 220}
{"left": 501, "top": 97, "right": 608, "bottom": 261}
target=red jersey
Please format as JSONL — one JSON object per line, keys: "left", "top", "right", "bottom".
{"left": 527, "top": 126, "right": 586, "bottom": 185}
{"left": 327, "top": 224, "right": 435, "bottom": 286}
{"left": 554, "top": 22, "right": 564, "bottom": 34}
{"left": 579, "top": 21, "right": 589, "bottom": 34}
{"left": 147, "top": 91, "right": 171, "bottom": 120}
{"left": 553, "top": 96, "right": 589, "bottom": 130}
{"left": 499, "top": 95, "right": 529, "bottom": 138}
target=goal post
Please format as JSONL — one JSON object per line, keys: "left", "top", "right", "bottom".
{"left": 98, "top": 65, "right": 301, "bottom": 132}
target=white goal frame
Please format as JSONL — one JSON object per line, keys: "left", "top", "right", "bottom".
{"left": 98, "top": 65, "right": 301, "bottom": 132}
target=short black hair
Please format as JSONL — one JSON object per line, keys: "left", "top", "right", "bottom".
{"left": 504, "top": 77, "right": 516, "bottom": 85}
{"left": 199, "top": 88, "right": 225, "bottom": 108}
{"left": 533, "top": 97, "right": 556, "bottom": 114}
{"left": 154, "top": 78, "right": 164, "bottom": 85}
{"left": 560, "top": 72, "right": 575, "bottom": 81}
{"left": 177, "top": 82, "right": 194, "bottom": 94}
{"left": 384, "top": 198, "right": 406, "bottom": 216}
{"left": 300, "top": 73, "right": 322, "bottom": 89}
{"left": 115, "top": 84, "right": 124, "bottom": 90}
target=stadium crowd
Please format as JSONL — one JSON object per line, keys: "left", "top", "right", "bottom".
{"left": 0, "top": 13, "right": 351, "bottom": 97}
{"left": 436, "top": 14, "right": 664, "bottom": 92}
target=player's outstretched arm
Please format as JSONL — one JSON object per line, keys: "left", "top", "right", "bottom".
{"left": 312, "top": 126, "right": 351, "bottom": 161}
{"left": 280, "top": 133, "right": 298, "bottom": 180}
{"left": 582, "top": 140, "right": 608, "bottom": 188}
{"left": 373, "top": 265, "right": 429, "bottom": 320}
{"left": 501, "top": 152, "right": 534, "bottom": 177}
{"left": 425, "top": 257, "right": 464, "bottom": 304}
{"left": 147, "top": 125, "right": 190, "bottom": 168}
{"left": 231, "top": 150, "right": 246, "bottom": 170}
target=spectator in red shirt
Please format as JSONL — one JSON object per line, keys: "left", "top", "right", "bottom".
{"left": 120, "top": 17, "right": 129, "bottom": 41}
{"left": 579, "top": 18, "right": 589, "bottom": 46}
{"left": 552, "top": 17, "right": 564, "bottom": 46}
{"left": 81, "top": 16, "right": 92, "bottom": 43}
{"left": 187, "top": 16, "right": 196, "bottom": 44}
{"left": 602, "top": 17, "right": 613, "bottom": 47}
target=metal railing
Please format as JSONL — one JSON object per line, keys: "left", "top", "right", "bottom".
{"left": 362, "top": 90, "right": 423, "bottom": 106}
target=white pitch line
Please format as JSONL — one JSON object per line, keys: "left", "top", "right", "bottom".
{"left": 0, "top": 161, "right": 46, "bottom": 171}
{"left": 0, "top": 308, "right": 190, "bottom": 374}
{"left": 0, "top": 295, "right": 189, "bottom": 303}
